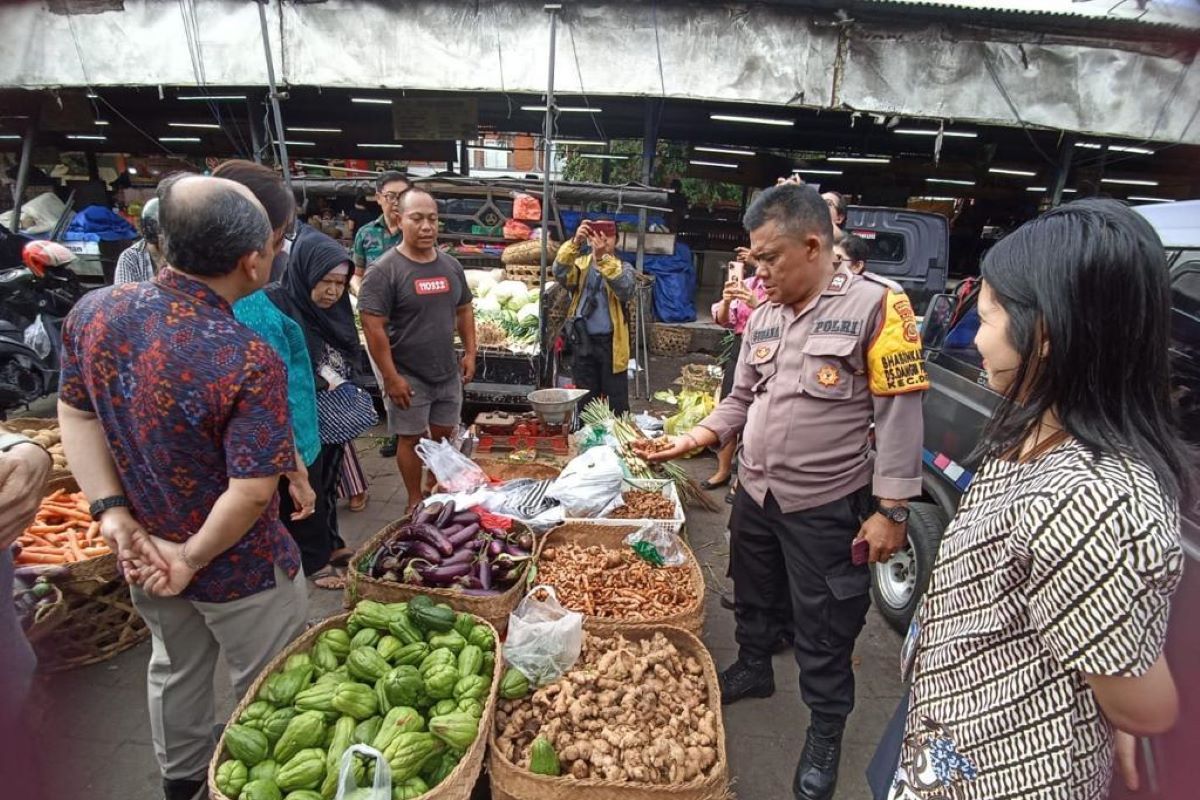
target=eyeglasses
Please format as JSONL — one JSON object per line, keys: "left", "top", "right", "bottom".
{"left": 832, "top": 257, "right": 846, "bottom": 266}
{"left": 379, "top": 191, "right": 406, "bottom": 204}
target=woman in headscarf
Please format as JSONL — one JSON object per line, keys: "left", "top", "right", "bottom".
{"left": 266, "top": 229, "right": 377, "bottom": 588}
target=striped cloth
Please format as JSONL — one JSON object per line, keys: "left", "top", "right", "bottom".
{"left": 337, "top": 442, "right": 368, "bottom": 499}
{"left": 894, "top": 439, "right": 1182, "bottom": 799}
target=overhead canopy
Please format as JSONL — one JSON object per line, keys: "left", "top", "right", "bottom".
{"left": 1, "top": 0, "right": 1198, "bottom": 146}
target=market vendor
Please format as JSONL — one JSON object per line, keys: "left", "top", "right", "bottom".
{"left": 554, "top": 219, "right": 636, "bottom": 415}
{"left": 359, "top": 187, "right": 476, "bottom": 515}
{"left": 351, "top": 170, "right": 410, "bottom": 459}
{"left": 644, "top": 181, "right": 926, "bottom": 800}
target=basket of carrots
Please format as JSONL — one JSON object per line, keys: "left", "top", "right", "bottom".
{"left": 14, "top": 476, "right": 149, "bottom": 671}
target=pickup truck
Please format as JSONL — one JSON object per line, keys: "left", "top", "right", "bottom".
{"left": 870, "top": 199, "right": 1199, "bottom": 800}
{"left": 845, "top": 205, "right": 949, "bottom": 313}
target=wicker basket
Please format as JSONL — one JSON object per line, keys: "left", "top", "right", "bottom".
{"left": 537, "top": 521, "right": 705, "bottom": 634}
{"left": 488, "top": 625, "right": 730, "bottom": 800}
{"left": 7, "top": 416, "right": 70, "bottom": 477}
{"left": 27, "top": 475, "right": 149, "bottom": 672}
{"left": 563, "top": 478, "right": 686, "bottom": 538}
{"left": 208, "top": 610, "right": 503, "bottom": 800}
{"left": 504, "top": 263, "right": 544, "bottom": 290}
{"left": 501, "top": 239, "right": 558, "bottom": 266}
{"left": 344, "top": 518, "right": 534, "bottom": 633}
{"left": 650, "top": 325, "right": 693, "bottom": 357}
{"left": 19, "top": 581, "right": 67, "bottom": 645}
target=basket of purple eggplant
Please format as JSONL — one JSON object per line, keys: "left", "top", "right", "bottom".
{"left": 344, "top": 499, "right": 537, "bottom": 633}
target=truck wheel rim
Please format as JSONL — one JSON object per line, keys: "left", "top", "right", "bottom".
{"left": 873, "top": 544, "right": 917, "bottom": 609}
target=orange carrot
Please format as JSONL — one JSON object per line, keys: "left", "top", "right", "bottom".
{"left": 16, "top": 552, "right": 67, "bottom": 564}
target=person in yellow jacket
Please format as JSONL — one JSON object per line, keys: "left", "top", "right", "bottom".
{"left": 553, "top": 220, "right": 636, "bottom": 414}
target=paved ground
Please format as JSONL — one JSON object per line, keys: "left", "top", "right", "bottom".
{"left": 27, "top": 356, "right": 903, "bottom": 799}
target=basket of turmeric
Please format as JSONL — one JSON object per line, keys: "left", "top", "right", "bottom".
{"left": 16, "top": 476, "right": 148, "bottom": 671}
{"left": 535, "top": 523, "right": 705, "bottom": 634}
{"left": 490, "top": 625, "right": 730, "bottom": 800}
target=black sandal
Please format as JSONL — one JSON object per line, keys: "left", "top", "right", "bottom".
{"left": 700, "top": 475, "right": 731, "bottom": 490}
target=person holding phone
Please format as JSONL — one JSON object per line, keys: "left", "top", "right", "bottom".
{"left": 707, "top": 246, "right": 769, "bottom": 490}
{"left": 641, "top": 181, "right": 927, "bottom": 800}
{"left": 554, "top": 219, "right": 636, "bottom": 414}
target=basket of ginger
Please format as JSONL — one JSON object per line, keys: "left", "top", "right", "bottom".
{"left": 15, "top": 477, "right": 149, "bottom": 672}
{"left": 490, "top": 626, "right": 729, "bottom": 800}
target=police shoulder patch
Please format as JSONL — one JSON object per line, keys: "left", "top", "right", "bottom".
{"left": 860, "top": 271, "right": 905, "bottom": 294}
{"left": 867, "top": 289, "right": 930, "bottom": 396}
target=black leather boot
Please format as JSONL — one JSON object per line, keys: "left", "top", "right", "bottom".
{"left": 163, "top": 777, "right": 204, "bottom": 800}
{"left": 792, "top": 724, "right": 843, "bottom": 800}
{"left": 717, "top": 657, "right": 775, "bottom": 705}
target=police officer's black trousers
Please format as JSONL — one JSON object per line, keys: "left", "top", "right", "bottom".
{"left": 730, "top": 485, "right": 873, "bottom": 726}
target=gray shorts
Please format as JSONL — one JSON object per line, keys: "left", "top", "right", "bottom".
{"left": 386, "top": 373, "right": 463, "bottom": 436}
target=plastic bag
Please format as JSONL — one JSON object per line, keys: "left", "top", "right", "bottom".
{"left": 504, "top": 219, "right": 533, "bottom": 240}
{"left": 503, "top": 585, "right": 584, "bottom": 686}
{"left": 415, "top": 438, "right": 490, "bottom": 493}
{"left": 546, "top": 446, "right": 625, "bottom": 517}
{"left": 664, "top": 390, "right": 716, "bottom": 457}
{"left": 625, "top": 523, "right": 688, "bottom": 567}
{"left": 23, "top": 315, "right": 51, "bottom": 359}
{"left": 334, "top": 743, "right": 391, "bottom": 800}
{"left": 512, "top": 193, "right": 542, "bottom": 221}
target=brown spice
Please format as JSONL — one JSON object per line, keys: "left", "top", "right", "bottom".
{"left": 607, "top": 489, "right": 676, "bottom": 520}
{"left": 537, "top": 543, "right": 697, "bottom": 620}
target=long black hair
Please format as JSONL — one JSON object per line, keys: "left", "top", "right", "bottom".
{"left": 977, "top": 197, "right": 1190, "bottom": 498}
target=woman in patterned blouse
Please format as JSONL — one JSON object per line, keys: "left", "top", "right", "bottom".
{"left": 889, "top": 199, "right": 1189, "bottom": 800}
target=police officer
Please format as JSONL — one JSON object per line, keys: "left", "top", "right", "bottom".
{"left": 644, "top": 182, "right": 927, "bottom": 800}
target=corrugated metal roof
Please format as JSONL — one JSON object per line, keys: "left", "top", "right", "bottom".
{"left": 855, "top": 0, "right": 1200, "bottom": 32}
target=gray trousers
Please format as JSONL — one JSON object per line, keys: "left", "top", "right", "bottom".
{"left": 131, "top": 564, "right": 309, "bottom": 781}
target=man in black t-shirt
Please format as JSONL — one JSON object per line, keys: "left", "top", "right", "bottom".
{"left": 359, "top": 188, "right": 476, "bottom": 512}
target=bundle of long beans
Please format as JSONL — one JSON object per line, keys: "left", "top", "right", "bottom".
{"left": 580, "top": 399, "right": 719, "bottom": 512}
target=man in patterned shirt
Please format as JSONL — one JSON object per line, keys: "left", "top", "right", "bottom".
{"left": 59, "top": 174, "right": 309, "bottom": 800}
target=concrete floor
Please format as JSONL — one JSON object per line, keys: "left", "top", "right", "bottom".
{"left": 26, "top": 359, "right": 903, "bottom": 799}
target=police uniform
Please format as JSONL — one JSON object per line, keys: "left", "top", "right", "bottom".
{"left": 699, "top": 265, "right": 928, "bottom": 729}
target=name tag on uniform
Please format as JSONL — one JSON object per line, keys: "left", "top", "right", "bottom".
{"left": 811, "top": 318, "right": 862, "bottom": 337}
{"left": 750, "top": 325, "right": 781, "bottom": 344}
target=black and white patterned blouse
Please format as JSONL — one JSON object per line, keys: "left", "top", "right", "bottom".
{"left": 893, "top": 439, "right": 1182, "bottom": 800}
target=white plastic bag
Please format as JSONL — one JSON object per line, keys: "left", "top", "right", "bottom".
{"left": 23, "top": 315, "right": 51, "bottom": 359}
{"left": 503, "top": 585, "right": 584, "bottom": 686}
{"left": 415, "top": 437, "right": 490, "bottom": 493}
{"left": 334, "top": 743, "right": 391, "bottom": 800}
{"left": 546, "top": 446, "right": 625, "bottom": 517}
{"left": 625, "top": 523, "right": 688, "bottom": 567}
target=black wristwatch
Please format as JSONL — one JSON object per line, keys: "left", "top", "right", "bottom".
{"left": 877, "top": 504, "right": 910, "bottom": 525}
{"left": 89, "top": 495, "right": 130, "bottom": 520}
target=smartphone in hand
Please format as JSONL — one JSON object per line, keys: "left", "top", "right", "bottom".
{"left": 727, "top": 261, "right": 745, "bottom": 284}
{"left": 851, "top": 537, "right": 870, "bottom": 566}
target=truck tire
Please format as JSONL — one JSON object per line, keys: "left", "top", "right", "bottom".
{"left": 870, "top": 501, "right": 948, "bottom": 635}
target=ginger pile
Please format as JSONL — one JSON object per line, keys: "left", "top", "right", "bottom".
{"left": 495, "top": 631, "right": 720, "bottom": 784}
{"left": 537, "top": 544, "right": 697, "bottom": 620}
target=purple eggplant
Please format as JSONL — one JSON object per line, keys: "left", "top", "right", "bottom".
{"left": 442, "top": 549, "right": 476, "bottom": 567}
{"left": 440, "top": 523, "right": 464, "bottom": 538}
{"left": 446, "top": 523, "right": 480, "bottom": 548}
{"left": 413, "top": 502, "right": 440, "bottom": 526}
{"left": 479, "top": 556, "right": 493, "bottom": 591}
{"left": 493, "top": 552, "right": 531, "bottom": 571}
{"left": 451, "top": 511, "right": 480, "bottom": 525}
{"left": 413, "top": 523, "right": 453, "bottom": 556}
{"left": 419, "top": 560, "right": 473, "bottom": 584}
{"left": 503, "top": 542, "right": 531, "bottom": 558}
{"left": 455, "top": 575, "right": 484, "bottom": 590}
{"left": 510, "top": 530, "right": 535, "bottom": 552}
{"left": 402, "top": 559, "right": 430, "bottom": 585}
{"left": 487, "top": 539, "right": 505, "bottom": 558}
{"left": 407, "top": 540, "right": 443, "bottom": 564}
{"left": 389, "top": 524, "right": 417, "bottom": 542}
{"left": 434, "top": 499, "right": 456, "bottom": 528}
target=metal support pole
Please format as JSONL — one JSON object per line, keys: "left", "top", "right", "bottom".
{"left": 633, "top": 98, "right": 659, "bottom": 399}
{"left": 256, "top": 0, "right": 291, "bottom": 191}
{"left": 538, "top": 4, "right": 560, "bottom": 388}
{"left": 247, "top": 97, "right": 263, "bottom": 164}
{"left": 459, "top": 140, "right": 470, "bottom": 176}
{"left": 10, "top": 115, "right": 38, "bottom": 231}
{"left": 1050, "top": 134, "right": 1075, "bottom": 208}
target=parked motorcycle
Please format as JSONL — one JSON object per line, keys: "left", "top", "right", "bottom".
{"left": 0, "top": 238, "right": 88, "bottom": 417}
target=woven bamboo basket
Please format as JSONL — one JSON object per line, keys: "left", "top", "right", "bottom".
{"left": 344, "top": 517, "right": 534, "bottom": 633}
{"left": 505, "top": 263, "right": 545, "bottom": 290}
{"left": 536, "top": 522, "right": 705, "bottom": 635}
{"left": 650, "top": 325, "right": 693, "bottom": 357}
{"left": 28, "top": 475, "right": 149, "bottom": 671}
{"left": 488, "top": 624, "right": 730, "bottom": 800}
{"left": 208, "top": 610, "right": 503, "bottom": 800}
{"left": 19, "top": 581, "right": 67, "bottom": 645}
{"left": 501, "top": 240, "right": 559, "bottom": 266}
{"left": 6, "top": 416, "right": 70, "bottom": 477}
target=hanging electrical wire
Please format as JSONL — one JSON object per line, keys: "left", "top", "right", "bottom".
{"left": 565, "top": 18, "right": 610, "bottom": 144}
{"left": 176, "top": 0, "right": 250, "bottom": 158}
{"left": 980, "top": 47, "right": 1059, "bottom": 168}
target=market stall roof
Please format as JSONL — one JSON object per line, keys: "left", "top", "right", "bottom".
{"left": 0, "top": 0, "right": 1197, "bottom": 146}
{"left": 834, "top": 0, "right": 1200, "bottom": 33}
